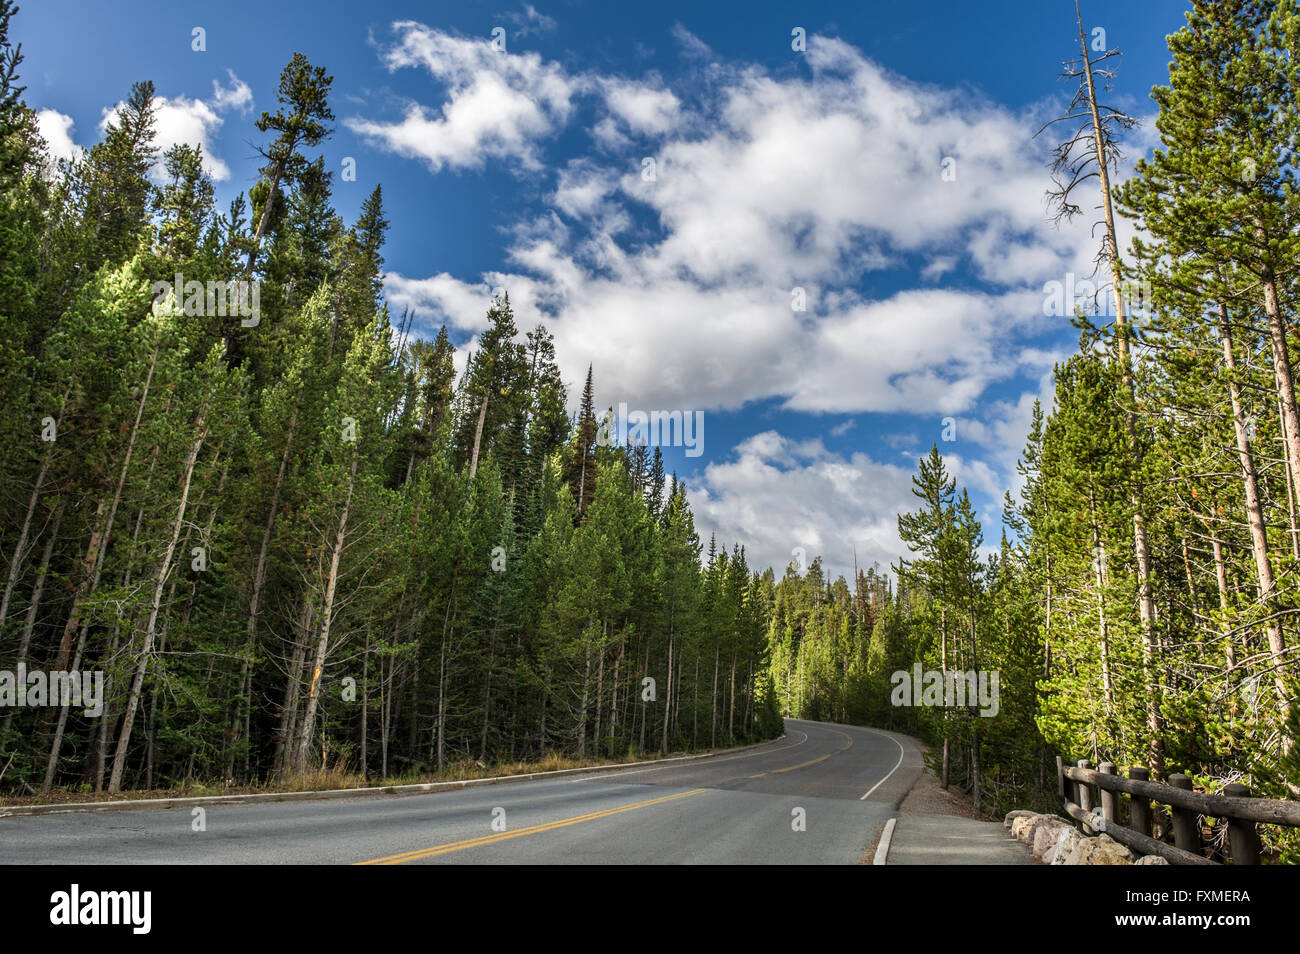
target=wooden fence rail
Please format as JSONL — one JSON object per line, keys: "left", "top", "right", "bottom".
{"left": 1056, "top": 757, "right": 1300, "bottom": 865}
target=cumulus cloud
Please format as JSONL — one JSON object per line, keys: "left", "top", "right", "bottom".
{"left": 210, "top": 69, "right": 253, "bottom": 114}
{"left": 345, "top": 22, "right": 585, "bottom": 172}
{"left": 691, "top": 431, "right": 916, "bottom": 581}
{"left": 100, "top": 71, "right": 253, "bottom": 182}
{"left": 36, "top": 109, "right": 83, "bottom": 166}
{"left": 592, "top": 77, "right": 682, "bottom": 147}
{"left": 370, "top": 28, "right": 1134, "bottom": 415}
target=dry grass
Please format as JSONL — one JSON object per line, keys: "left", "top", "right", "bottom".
{"left": 0, "top": 746, "right": 699, "bottom": 807}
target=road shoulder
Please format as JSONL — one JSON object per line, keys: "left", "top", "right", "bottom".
{"left": 878, "top": 752, "right": 1035, "bottom": 864}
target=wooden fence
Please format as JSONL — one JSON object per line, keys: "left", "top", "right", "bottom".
{"left": 1056, "top": 757, "right": 1300, "bottom": 864}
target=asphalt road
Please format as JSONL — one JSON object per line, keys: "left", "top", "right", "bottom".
{"left": 0, "top": 719, "right": 924, "bottom": 864}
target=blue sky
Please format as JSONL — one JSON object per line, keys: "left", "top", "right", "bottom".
{"left": 18, "top": 0, "right": 1190, "bottom": 579}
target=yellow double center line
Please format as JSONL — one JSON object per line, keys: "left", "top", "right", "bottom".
{"left": 354, "top": 788, "right": 706, "bottom": 865}
{"left": 749, "top": 730, "right": 852, "bottom": 777}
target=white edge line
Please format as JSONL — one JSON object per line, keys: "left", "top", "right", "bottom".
{"left": 859, "top": 731, "right": 906, "bottom": 801}
{"left": 872, "top": 817, "right": 897, "bottom": 865}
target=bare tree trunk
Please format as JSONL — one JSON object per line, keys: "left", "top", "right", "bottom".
{"left": 40, "top": 620, "right": 88, "bottom": 793}
{"left": 468, "top": 393, "right": 489, "bottom": 480}
{"left": 107, "top": 412, "right": 208, "bottom": 793}
{"left": 245, "top": 164, "right": 284, "bottom": 275}
{"left": 1221, "top": 306, "right": 1289, "bottom": 728}
{"left": 660, "top": 629, "right": 673, "bottom": 755}
{"left": 1078, "top": 11, "right": 1163, "bottom": 772}
{"left": 292, "top": 453, "right": 358, "bottom": 775}
{"left": 1262, "top": 269, "right": 1300, "bottom": 503}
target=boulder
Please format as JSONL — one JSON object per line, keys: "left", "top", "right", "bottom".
{"left": 1093, "top": 834, "right": 1136, "bottom": 865}
{"left": 1066, "top": 833, "right": 1135, "bottom": 865}
{"left": 1134, "top": 855, "right": 1169, "bottom": 865}
{"left": 1004, "top": 809, "right": 1037, "bottom": 830}
{"left": 1046, "top": 826, "right": 1084, "bottom": 865}
{"left": 1032, "top": 816, "right": 1072, "bottom": 861}
{"left": 1011, "top": 814, "right": 1040, "bottom": 844}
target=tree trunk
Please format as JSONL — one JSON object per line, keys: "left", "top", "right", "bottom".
{"left": 107, "top": 411, "right": 208, "bottom": 793}
{"left": 1221, "top": 306, "right": 1289, "bottom": 730}
{"left": 468, "top": 392, "right": 489, "bottom": 480}
{"left": 660, "top": 629, "right": 673, "bottom": 755}
{"left": 1078, "top": 14, "right": 1163, "bottom": 772}
{"left": 292, "top": 452, "right": 358, "bottom": 775}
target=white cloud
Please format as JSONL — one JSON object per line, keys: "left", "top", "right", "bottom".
{"left": 345, "top": 22, "right": 584, "bottom": 172}
{"left": 36, "top": 109, "right": 83, "bottom": 167}
{"left": 692, "top": 430, "right": 916, "bottom": 580}
{"left": 211, "top": 69, "right": 253, "bottom": 114}
{"left": 597, "top": 77, "right": 681, "bottom": 143}
{"left": 100, "top": 71, "right": 253, "bottom": 183}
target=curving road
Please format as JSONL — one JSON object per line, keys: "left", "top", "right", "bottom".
{"left": 0, "top": 719, "right": 925, "bottom": 864}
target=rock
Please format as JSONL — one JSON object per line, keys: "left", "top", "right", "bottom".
{"left": 1066, "top": 833, "right": 1136, "bottom": 865}
{"left": 1046, "top": 826, "right": 1084, "bottom": 865}
{"left": 1064, "top": 838, "right": 1093, "bottom": 865}
{"left": 1011, "top": 814, "right": 1040, "bottom": 844}
{"left": 1004, "top": 809, "right": 1037, "bottom": 830}
{"left": 1032, "top": 816, "right": 1072, "bottom": 862}
{"left": 1134, "top": 855, "right": 1169, "bottom": 865}
{"left": 1093, "top": 834, "right": 1136, "bottom": 865}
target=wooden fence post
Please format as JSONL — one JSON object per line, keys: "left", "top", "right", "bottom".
{"left": 1078, "top": 759, "right": 1094, "bottom": 833}
{"left": 1099, "top": 762, "right": 1117, "bottom": 829}
{"left": 1057, "top": 755, "right": 1066, "bottom": 801}
{"left": 1169, "top": 774, "right": 1201, "bottom": 856}
{"left": 1129, "top": 767, "right": 1152, "bottom": 837}
{"left": 1224, "top": 783, "right": 1261, "bottom": 865}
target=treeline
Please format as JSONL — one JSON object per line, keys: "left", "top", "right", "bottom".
{"left": 765, "top": 459, "right": 1045, "bottom": 820}
{"left": 0, "top": 2, "right": 779, "bottom": 796}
